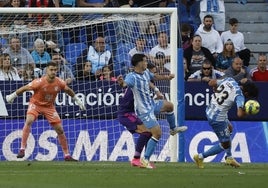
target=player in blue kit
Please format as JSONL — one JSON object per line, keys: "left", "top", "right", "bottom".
{"left": 193, "top": 77, "right": 258, "bottom": 168}
{"left": 117, "top": 54, "right": 188, "bottom": 169}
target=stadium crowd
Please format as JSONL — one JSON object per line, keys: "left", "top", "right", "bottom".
{"left": 0, "top": 0, "right": 267, "bottom": 84}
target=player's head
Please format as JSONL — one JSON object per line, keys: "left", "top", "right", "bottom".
{"left": 241, "top": 81, "right": 259, "bottom": 99}
{"left": 46, "top": 61, "right": 58, "bottom": 79}
{"left": 131, "top": 54, "right": 146, "bottom": 67}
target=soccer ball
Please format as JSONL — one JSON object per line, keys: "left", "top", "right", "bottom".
{"left": 244, "top": 100, "right": 260, "bottom": 115}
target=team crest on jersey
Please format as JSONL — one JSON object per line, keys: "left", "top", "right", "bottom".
{"left": 54, "top": 86, "right": 59, "bottom": 91}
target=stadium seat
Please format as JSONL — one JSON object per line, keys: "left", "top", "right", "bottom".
{"left": 105, "top": 21, "right": 118, "bottom": 44}
{"left": 64, "top": 42, "right": 88, "bottom": 67}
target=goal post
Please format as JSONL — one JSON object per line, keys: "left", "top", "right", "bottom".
{"left": 0, "top": 7, "right": 185, "bottom": 162}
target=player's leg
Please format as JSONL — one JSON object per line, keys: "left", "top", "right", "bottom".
{"left": 194, "top": 120, "right": 227, "bottom": 168}
{"left": 44, "top": 107, "right": 77, "bottom": 161}
{"left": 155, "top": 100, "right": 188, "bottom": 135}
{"left": 139, "top": 111, "right": 161, "bottom": 169}
{"left": 118, "top": 113, "right": 152, "bottom": 166}
{"left": 17, "top": 103, "right": 38, "bottom": 158}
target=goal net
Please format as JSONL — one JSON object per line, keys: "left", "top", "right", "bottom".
{"left": 0, "top": 7, "right": 181, "bottom": 162}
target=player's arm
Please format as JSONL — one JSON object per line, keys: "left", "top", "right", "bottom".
{"left": 149, "top": 82, "right": 164, "bottom": 99}
{"left": 117, "top": 75, "right": 127, "bottom": 88}
{"left": 237, "top": 107, "right": 247, "bottom": 118}
{"left": 154, "top": 73, "right": 175, "bottom": 81}
{"left": 236, "top": 95, "right": 247, "bottom": 118}
{"left": 6, "top": 85, "right": 31, "bottom": 103}
{"left": 64, "top": 85, "right": 86, "bottom": 110}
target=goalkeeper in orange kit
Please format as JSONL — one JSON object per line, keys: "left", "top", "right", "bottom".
{"left": 6, "top": 61, "right": 86, "bottom": 161}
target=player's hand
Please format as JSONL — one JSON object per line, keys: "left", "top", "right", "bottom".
{"left": 78, "top": 103, "right": 86, "bottom": 111}
{"left": 167, "top": 74, "right": 175, "bottom": 80}
{"left": 73, "top": 96, "right": 86, "bottom": 110}
{"left": 6, "top": 92, "right": 17, "bottom": 103}
{"left": 117, "top": 75, "right": 125, "bottom": 87}
{"left": 155, "top": 91, "right": 164, "bottom": 100}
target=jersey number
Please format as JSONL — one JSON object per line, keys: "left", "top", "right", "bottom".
{"left": 214, "top": 85, "right": 229, "bottom": 105}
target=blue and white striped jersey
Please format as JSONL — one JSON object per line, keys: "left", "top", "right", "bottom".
{"left": 124, "top": 69, "right": 154, "bottom": 116}
{"left": 206, "top": 77, "right": 245, "bottom": 121}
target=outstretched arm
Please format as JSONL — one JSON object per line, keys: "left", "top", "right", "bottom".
{"left": 6, "top": 85, "right": 31, "bottom": 103}
{"left": 154, "top": 73, "right": 175, "bottom": 81}
{"left": 64, "top": 86, "right": 86, "bottom": 110}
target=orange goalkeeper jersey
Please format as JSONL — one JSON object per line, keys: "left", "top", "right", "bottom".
{"left": 28, "top": 76, "right": 66, "bottom": 107}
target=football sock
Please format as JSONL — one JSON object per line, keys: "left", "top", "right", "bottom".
{"left": 203, "top": 143, "right": 224, "bottom": 158}
{"left": 58, "top": 133, "right": 69, "bottom": 155}
{"left": 166, "top": 111, "right": 176, "bottom": 129}
{"left": 144, "top": 137, "right": 158, "bottom": 160}
{"left": 134, "top": 132, "right": 151, "bottom": 159}
{"left": 21, "top": 125, "right": 31, "bottom": 149}
{"left": 225, "top": 147, "right": 232, "bottom": 157}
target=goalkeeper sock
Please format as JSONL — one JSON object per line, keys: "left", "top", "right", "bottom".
{"left": 134, "top": 132, "right": 151, "bottom": 159}
{"left": 58, "top": 133, "right": 69, "bottom": 155}
{"left": 21, "top": 125, "right": 31, "bottom": 149}
{"left": 166, "top": 111, "right": 176, "bottom": 129}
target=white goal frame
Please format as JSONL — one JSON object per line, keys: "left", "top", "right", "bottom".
{"left": 0, "top": 7, "right": 180, "bottom": 162}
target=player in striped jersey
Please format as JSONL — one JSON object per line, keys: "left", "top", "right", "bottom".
{"left": 194, "top": 77, "right": 258, "bottom": 168}
{"left": 117, "top": 54, "right": 187, "bottom": 168}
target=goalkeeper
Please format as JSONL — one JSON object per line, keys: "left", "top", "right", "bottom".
{"left": 6, "top": 61, "right": 86, "bottom": 161}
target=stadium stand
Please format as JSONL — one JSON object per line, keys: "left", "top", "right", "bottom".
{"left": 225, "top": 0, "right": 268, "bottom": 68}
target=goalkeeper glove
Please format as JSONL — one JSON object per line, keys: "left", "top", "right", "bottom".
{"left": 6, "top": 92, "right": 18, "bottom": 103}
{"left": 73, "top": 96, "right": 86, "bottom": 110}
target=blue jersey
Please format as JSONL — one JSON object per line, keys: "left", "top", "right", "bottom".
{"left": 206, "top": 77, "right": 245, "bottom": 121}
{"left": 124, "top": 69, "right": 154, "bottom": 116}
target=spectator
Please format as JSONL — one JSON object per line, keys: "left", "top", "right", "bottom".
{"left": 216, "top": 39, "right": 237, "bottom": 72}
{"left": 0, "top": 53, "right": 21, "bottom": 80}
{"left": 87, "top": 36, "right": 113, "bottom": 78}
{"left": 42, "top": 18, "right": 64, "bottom": 53}
{"left": 129, "top": 35, "right": 149, "bottom": 57}
{"left": 3, "top": 0, "right": 27, "bottom": 26}
{"left": 180, "top": 23, "right": 194, "bottom": 50}
{"left": 144, "top": 21, "right": 158, "bottom": 49}
{"left": 3, "top": 34, "right": 35, "bottom": 77}
{"left": 21, "top": 63, "right": 36, "bottom": 81}
{"left": 221, "top": 18, "right": 251, "bottom": 67}
{"left": 195, "top": 14, "right": 223, "bottom": 58}
{"left": 250, "top": 53, "right": 268, "bottom": 82}
{"left": 98, "top": 65, "right": 117, "bottom": 81}
{"left": 224, "top": 57, "right": 251, "bottom": 84}
{"left": 199, "top": 0, "right": 225, "bottom": 33}
{"left": 149, "top": 31, "right": 171, "bottom": 73}
{"left": 187, "top": 59, "right": 224, "bottom": 82}
{"left": 31, "top": 38, "right": 51, "bottom": 69}
{"left": 43, "top": 52, "right": 75, "bottom": 84}
{"left": 183, "top": 34, "right": 216, "bottom": 79}
{"left": 77, "top": 0, "right": 110, "bottom": 7}
{"left": 28, "top": 0, "right": 64, "bottom": 24}
{"left": 76, "top": 60, "right": 96, "bottom": 81}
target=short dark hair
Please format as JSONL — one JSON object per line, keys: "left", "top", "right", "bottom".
{"left": 47, "top": 61, "right": 58, "bottom": 67}
{"left": 131, "top": 54, "right": 146, "bottom": 66}
{"left": 229, "top": 18, "right": 238, "bottom": 25}
{"left": 242, "top": 81, "right": 259, "bottom": 99}
{"left": 203, "top": 14, "right": 214, "bottom": 21}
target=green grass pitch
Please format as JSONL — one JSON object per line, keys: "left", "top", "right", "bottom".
{"left": 0, "top": 161, "right": 266, "bottom": 188}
